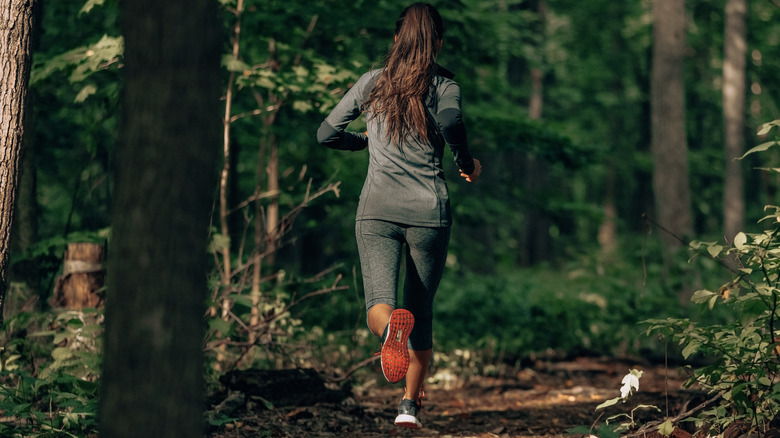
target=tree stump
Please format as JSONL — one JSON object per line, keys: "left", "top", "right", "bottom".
{"left": 52, "top": 242, "right": 105, "bottom": 309}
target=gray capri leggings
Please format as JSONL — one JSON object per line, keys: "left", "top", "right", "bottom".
{"left": 355, "top": 219, "right": 450, "bottom": 351}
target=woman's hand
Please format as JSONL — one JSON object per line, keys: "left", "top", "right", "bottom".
{"left": 460, "top": 158, "right": 482, "bottom": 183}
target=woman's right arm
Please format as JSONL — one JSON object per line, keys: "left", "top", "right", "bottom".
{"left": 436, "top": 82, "right": 479, "bottom": 180}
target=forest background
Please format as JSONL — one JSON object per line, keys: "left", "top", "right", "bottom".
{"left": 3, "top": 0, "right": 780, "bottom": 436}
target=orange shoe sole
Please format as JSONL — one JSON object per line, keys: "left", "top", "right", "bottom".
{"left": 381, "top": 309, "right": 415, "bottom": 383}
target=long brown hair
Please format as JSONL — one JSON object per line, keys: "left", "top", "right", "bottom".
{"left": 363, "top": 3, "right": 444, "bottom": 144}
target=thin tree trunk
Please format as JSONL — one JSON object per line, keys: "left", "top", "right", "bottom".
{"left": 249, "top": 124, "right": 267, "bottom": 343}
{"left": 651, "top": 0, "right": 692, "bottom": 250}
{"left": 0, "top": 0, "right": 35, "bottom": 325}
{"left": 598, "top": 172, "right": 618, "bottom": 256}
{"left": 723, "top": 0, "right": 747, "bottom": 243}
{"left": 266, "top": 133, "right": 279, "bottom": 265}
{"left": 263, "top": 38, "right": 281, "bottom": 267}
{"left": 100, "top": 0, "right": 220, "bottom": 435}
{"left": 219, "top": 0, "right": 244, "bottom": 292}
{"left": 521, "top": 0, "right": 552, "bottom": 264}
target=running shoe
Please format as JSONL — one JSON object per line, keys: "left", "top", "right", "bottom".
{"left": 394, "top": 397, "right": 422, "bottom": 428}
{"left": 380, "top": 309, "right": 414, "bottom": 383}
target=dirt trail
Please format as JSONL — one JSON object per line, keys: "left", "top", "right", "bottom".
{"left": 210, "top": 357, "right": 696, "bottom": 438}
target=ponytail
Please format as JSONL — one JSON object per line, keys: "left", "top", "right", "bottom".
{"left": 363, "top": 3, "right": 444, "bottom": 145}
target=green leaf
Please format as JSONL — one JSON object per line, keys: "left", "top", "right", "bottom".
{"left": 564, "top": 426, "right": 591, "bottom": 435}
{"left": 757, "top": 120, "right": 780, "bottom": 136}
{"left": 222, "top": 54, "right": 251, "bottom": 73}
{"left": 51, "top": 347, "right": 77, "bottom": 363}
{"left": 208, "top": 318, "right": 232, "bottom": 336}
{"left": 79, "top": 0, "right": 106, "bottom": 14}
{"left": 595, "top": 396, "right": 621, "bottom": 410}
{"left": 53, "top": 332, "right": 71, "bottom": 345}
{"left": 292, "top": 101, "right": 313, "bottom": 112}
{"left": 227, "top": 294, "right": 253, "bottom": 308}
{"left": 707, "top": 245, "right": 724, "bottom": 258}
{"left": 733, "top": 232, "right": 747, "bottom": 250}
{"left": 658, "top": 419, "right": 674, "bottom": 436}
{"left": 691, "top": 289, "right": 716, "bottom": 304}
{"left": 293, "top": 65, "right": 309, "bottom": 77}
{"left": 681, "top": 340, "right": 700, "bottom": 359}
{"left": 75, "top": 84, "right": 98, "bottom": 102}
{"left": 708, "top": 295, "right": 718, "bottom": 310}
{"left": 595, "top": 424, "right": 621, "bottom": 438}
{"left": 738, "top": 141, "right": 778, "bottom": 160}
{"left": 208, "top": 233, "right": 230, "bottom": 252}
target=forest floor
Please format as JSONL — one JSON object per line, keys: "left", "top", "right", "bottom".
{"left": 208, "top": 356, "right": 704, "bottom": 438}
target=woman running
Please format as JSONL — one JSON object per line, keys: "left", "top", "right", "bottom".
{"left": 317, "top": 2, "right": 482, "bottom": 429}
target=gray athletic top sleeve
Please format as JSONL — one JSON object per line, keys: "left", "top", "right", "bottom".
{"left": 317, "top": 67, "right": 475, "bottom": 227}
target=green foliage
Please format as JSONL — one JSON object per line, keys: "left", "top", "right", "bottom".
{"left": 30, "top": 34, "right": 123, "bottom": 90}
{"left": 432, "top": 242, "right": 690, "bottom": 361}
{"left": 24, "top": 0, "right": 120, "bottom": 244}
{"left": 0, "top": 311, "right": 102, "bottom": 437}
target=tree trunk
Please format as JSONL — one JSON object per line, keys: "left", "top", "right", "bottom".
{"left": 0, "top": 0, "right": 35, "bottom": 325}
{"left": 723, "top": 0, "right": 747, "bottom": 243}
{"left": 651, "top": 0, "right": 692, "bottom": 250}
{"left": 51, "top": 242, "right": 104, "bottom": 309}
{"left": 520, "top": 0, "right": 552, "bottom": 264}
{"left": 265, "top": 133, "right": 279, "bottom": 265}
{"left": 250, "top": 119, "right": 267, "bottom": 344}
{"left": 99, "top": 0, "right": 221, "bottom": 436}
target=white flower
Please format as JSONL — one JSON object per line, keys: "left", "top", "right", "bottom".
{"left": 619, "top": 369, "right": 642, "bottom": 399}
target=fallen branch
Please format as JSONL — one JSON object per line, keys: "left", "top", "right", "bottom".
{"left": 629, "top": 392, "right": 723, "bottom": 437}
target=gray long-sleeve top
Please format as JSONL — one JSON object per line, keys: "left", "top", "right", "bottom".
{"left": 317, "top": 67, "right": 475, "bottom": 227}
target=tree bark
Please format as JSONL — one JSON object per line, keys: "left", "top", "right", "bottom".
{"left": 0, "top": 0, "right": 35, "bottom": 325}
{"left": 722, "top": 0, "right": 747, "bottom": 243}
{"left": 99, "top": 0, "right": 221, "bottom": 436}
{"left": 651, "top": 0, "right": 692, "bottom": 250}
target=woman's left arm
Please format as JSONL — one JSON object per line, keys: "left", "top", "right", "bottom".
{"left": 316, "top": 73, "right": 372, "bottom": 151}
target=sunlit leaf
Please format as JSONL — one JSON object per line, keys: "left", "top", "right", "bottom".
{"left": 80, "top": 0, "right": 106, "bottom": 14}
{"left": 658, "top": 419, "right": 674, "bottom": 436}
{"left": 733, "top": 232, "right": 747, "bottom": 250}
{"left": 75, "top": 84, "right": 97, "bottom": 102}
{"left": 595, "top": 397, "right": 620, "bottom": 411}
{"left": 222, "top": 54, "right": 251, "bottom": 73}
{"left": 707, "top": 245, "right": 724, "bottom": 258}
{"left": 757, "top": 120, "right": 780, "bottom": 136}
{"left": 293, "top": 100, "right": 313, "bottom": 112}
{"left": 738, "top": 141, "right": 778, "bottom": 160}
{"left": 691, "top": 289, "right": 715, "bottom": 303}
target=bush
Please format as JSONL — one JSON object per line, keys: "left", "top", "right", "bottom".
{"left": 646, "top": 213, "right": 780, "bottom": 435}
{"left": 0, "top": 310, "right": 102, "bottom": 437}
{"left": 433, "top": 246, "right": 695, "bottom": 363}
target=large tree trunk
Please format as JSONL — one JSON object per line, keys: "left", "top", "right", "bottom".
{"left": 99, "top": 0, "right": 221, "bottom": 436}
{"left": 0, "top": 0, "right": 35, "bottom": 325}
{"left": 651, "top": 0, "right": 692, "bottom": 250}
{"left": 723, "top": 0, "right": 747, "bottom": 243}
